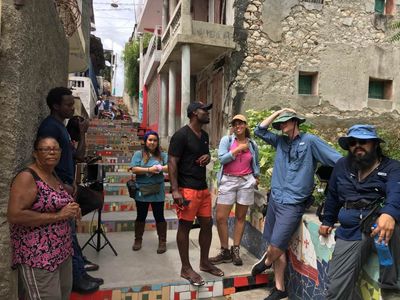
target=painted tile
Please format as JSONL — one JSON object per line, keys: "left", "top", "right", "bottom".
{"left": 178, "top": 291, "right": 191, "bottom": 300}
{"left": 161, "top": 286, "right": 170, "bottom": 300}
{"left": 212, "top": 281, "right": 223, "bottom": 297}
{"left": 198, "top": 291, "right": 213, "bottom": 298}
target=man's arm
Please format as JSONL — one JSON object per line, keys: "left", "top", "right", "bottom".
{"left": 168, "top": 155, "right": 183, "bottom": 206}
{"left": 74, "top": 119, "right": 89, "bottom": 162}
{"left": 310, "top": 135, "right": 342, "bottom": 167}
{"left": 319, "top": 162, "right": 342, "bottom": 236}
{"left": 372, "top": 161, "right": 400, "bottom": 243}
{"left": 259, "top": 108, "right": 295, "bottom": 128}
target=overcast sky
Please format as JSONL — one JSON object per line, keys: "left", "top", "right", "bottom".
{"left": 93, "top": 0, "right": 144, "bottom": 96}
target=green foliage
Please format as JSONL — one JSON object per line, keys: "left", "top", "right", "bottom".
{"left": 123, "top": 33, "right": 152, "bottom": 97}
{"left": 377, "top": 129, "right": 400, "bottom": 160}
{"left": 388, "top": 20, "right": 400, "bottom": 42}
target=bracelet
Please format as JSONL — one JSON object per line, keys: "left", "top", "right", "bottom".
{"left": 147, "top": 167, "right": 150, "bottom": 172}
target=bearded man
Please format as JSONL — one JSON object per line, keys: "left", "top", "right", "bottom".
{"left": 319, "top": 124, "right": 400, "bottom": 300}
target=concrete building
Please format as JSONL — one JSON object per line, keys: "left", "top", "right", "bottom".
{"left": 136, "top": 0, "right": 236, "bottom": 147}
{"left": 135, "top": 0, "right": 400, "bottom": 147}
{"left": 0, "top": 0, "right": 93, "bottom": 298}
{"left": 236, "top": 0, "right": 400, "bottom": 116}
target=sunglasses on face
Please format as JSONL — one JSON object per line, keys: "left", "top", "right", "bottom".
{"left": 347, "top": 138, "right": 371, "bottom": 147}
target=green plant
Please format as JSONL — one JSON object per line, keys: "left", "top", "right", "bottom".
{"left": 123, "top": 33, "right": 152, "bottom": 97}
{"left": 388, "top": 20, "right": 400, "bottom": 42}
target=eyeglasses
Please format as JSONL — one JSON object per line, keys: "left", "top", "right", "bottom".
{"left": 347, "top": 138, "right": 371, "bottom": 147}
{"left": 36, "top": 148, "right": 62, "bottom": 154}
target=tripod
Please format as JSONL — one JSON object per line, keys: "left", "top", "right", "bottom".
{"left": 82, "top": 208, "right": 118, "bottom": 256}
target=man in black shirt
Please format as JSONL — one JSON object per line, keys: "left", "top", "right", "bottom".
{"left": 168, "top": 102, "right": 224, "bottom": 286}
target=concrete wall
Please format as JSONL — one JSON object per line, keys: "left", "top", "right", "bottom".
{"left": 234, "top": 0, "right": 400, "bottom": 116}
{"left": 0, "top": 1, "right": 68, "bottom": 298}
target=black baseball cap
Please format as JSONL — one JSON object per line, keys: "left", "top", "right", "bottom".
{"left": 187, "top": 101, "right": 213, "bottom": 117}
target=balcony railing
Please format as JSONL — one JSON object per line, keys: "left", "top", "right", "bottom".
{"left": 143, "top": 33, "right": 161, "bottom": 69}
{"left": 68, "top": 76, "right": 97, "bottom": 118}
{"left": 161, "top": 0, "right": 182, "bottom": 48}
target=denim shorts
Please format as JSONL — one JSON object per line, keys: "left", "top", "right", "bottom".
{"left": 263, "top": 199, "right": 305, "bottom": 250}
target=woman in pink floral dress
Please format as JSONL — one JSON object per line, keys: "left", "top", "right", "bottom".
{"left": 7, "top": 136, "right": 81, "bottom": 300}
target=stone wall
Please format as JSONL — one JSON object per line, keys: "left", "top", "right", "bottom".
{"left": 233, "top": 0, "right": 400, "bottom": 119}
{"left": 0, "top": 1, "right": 68, "bottom": 298}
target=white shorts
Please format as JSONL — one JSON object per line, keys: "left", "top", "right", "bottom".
{"left": 217, "top": 174, "right": 256, "bottom": 206}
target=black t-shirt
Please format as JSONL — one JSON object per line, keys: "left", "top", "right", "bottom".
{"left": 168, "top": 125, "right": 210, "bottom": 190}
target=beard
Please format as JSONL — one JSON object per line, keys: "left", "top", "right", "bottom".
{"left": 348, "top": 147, "right": 379, "bottom": 170}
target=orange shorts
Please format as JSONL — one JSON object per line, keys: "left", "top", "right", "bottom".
{"left": 176, "top": 188, "right": 212, "bottom": 221}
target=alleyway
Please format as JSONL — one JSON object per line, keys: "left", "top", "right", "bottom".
{"left": 71, "top": 118, "right": 272, "bottom": 300}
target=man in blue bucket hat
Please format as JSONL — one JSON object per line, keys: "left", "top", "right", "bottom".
{"left": 252, "top": 108, "right": 341, "bottom": 300}
{"left": 319, "top": 124, "right": 400, "bottom": 300}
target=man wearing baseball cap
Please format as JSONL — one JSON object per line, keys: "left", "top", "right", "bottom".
{"left": 168, "top": 101, "right": 223, "bottom": 286}
{"left": 319, "top": 124, "right": 400, "bottom": 299}
{"left": 253, "top": 108, "right": 341, "bottom": 300}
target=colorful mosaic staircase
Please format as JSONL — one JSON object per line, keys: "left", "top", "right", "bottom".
{"left": 78, "top": 119, "right": 178, "bottom": 234}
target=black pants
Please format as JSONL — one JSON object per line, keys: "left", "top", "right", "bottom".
{"left": 76, "top": 185, "right": 104, "bottom": 216}
{"left": 135, "top": 201, "right": 165, "bottom": 223}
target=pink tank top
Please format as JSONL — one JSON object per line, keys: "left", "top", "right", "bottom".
{"left": 10, "top": 168, "right": 74, "bottom": 271}
{"left": 223, "top": 139, "right": 253, "bottom": 176}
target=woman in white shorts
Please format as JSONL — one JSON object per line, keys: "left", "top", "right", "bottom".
{"left": 210, "top": 114, "right": 260, "bottom": 266}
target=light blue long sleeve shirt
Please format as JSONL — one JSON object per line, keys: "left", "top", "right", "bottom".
{"left": 217, "top": 134, "right": 260, "bottom": 185}
{"left": 254, "top": 125, "right": 342, "bottom": 204}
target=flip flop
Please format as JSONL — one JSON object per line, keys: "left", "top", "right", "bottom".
{"left": 200, "top": 267, "right": 224, "bottom": 277}
{"left": 181, "top": 274, "right": 205, "bottom": 286}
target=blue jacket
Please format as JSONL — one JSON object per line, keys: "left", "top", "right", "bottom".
{"left": 254, "top": 125, "right": 341, "bottom": 204}
{"left": 322, "top": 156, "right": 400, "bottom": 240}
{"left": 217, "top": 134, "right": 260, "bottom": 185}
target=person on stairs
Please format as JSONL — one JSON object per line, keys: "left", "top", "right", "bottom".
{"left": 130, "top": 130, "right": 169, "bottom": 253}
{"left": 210, "top": 114, "right": 260, "bottom": 266}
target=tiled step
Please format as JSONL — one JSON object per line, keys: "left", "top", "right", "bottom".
{"left": 77, "top": 209, "right": 179, "bottom": 233}
{"left": 73, "top": 230, "right": 273, "bottom": 300}
{"left": 102, "top": 195, "right": 174, "bottom": 213}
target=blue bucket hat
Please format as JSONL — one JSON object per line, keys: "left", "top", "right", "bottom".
{"left": 338, "top": 124, "right": 384, "bottom": 150}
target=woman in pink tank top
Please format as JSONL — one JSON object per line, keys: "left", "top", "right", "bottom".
{"left": 7, "top": 136, "right": 81, "bottom": 300}
{"left": 210, "top": 114, "right": 260, "bottom": 267}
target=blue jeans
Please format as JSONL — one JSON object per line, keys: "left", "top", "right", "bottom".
{"left": 70, "top": 220, "right": 86, "bottom": 281}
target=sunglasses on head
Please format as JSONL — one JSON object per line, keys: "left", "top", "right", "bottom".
{"left": 347, "top": 138, "right": 371, "bottom": 147}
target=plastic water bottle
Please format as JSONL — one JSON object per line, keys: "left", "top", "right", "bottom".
{"left": 373, "top": 224, "right": 393, "bottom": 266}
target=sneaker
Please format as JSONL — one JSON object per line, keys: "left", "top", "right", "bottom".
{"left": 209, "top": 248, "right": 232, "bottom": 265}
{"left": 264, "top": 287, "right": 288, "bottom": 300}
{"left": 231, "top": 245, "right": 243, "bottom": 266}
{"left": 251, "top": 251, "right": 271, "bottom": 276}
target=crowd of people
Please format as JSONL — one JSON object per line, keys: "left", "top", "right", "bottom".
{"left": 6, "top": 87, "right": 400, "bottom": 300}
{"left": 95, "top": 92, "right": 126, "bottom": 120}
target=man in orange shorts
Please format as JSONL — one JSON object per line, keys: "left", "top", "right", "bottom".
{"left": 168, "top": 101, "right": 224, "bottom": 286}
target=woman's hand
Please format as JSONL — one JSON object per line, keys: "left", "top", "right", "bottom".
{"left": 148, "top": 165, "right": 160, "bottom": 174}
{"left": 57, "top": 202, "right": 81, "bottom": 221}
